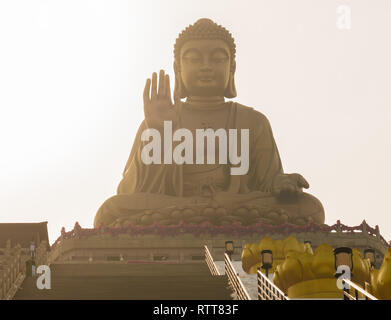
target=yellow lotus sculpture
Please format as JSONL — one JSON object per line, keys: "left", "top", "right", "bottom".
{"left": 242, "top": 236, "right": 391, "bottom": 299}
{"left": 241, "top": 235, "right": 310, "bottom": 274}
{"left": 367, "top": 248, "right": 391, "bottom": 300}
{"left": 273, "top": 245, "right": 373, "bottom": 298}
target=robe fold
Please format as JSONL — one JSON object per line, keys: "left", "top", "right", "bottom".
{"left": 94, "top": 101, "right": 324, "bottom": 228}
{"left": 116, "top": 101, "right": 283, "bottom": 196}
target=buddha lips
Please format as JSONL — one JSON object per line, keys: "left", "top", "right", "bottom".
{"left": 140, "top": 121, "right": 249, "bottom": 175}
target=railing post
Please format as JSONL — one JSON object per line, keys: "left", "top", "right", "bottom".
{"left": 0, "top": 271, "right": 3, "bottom": 300}
{"left": 225, "top": 255, "right": 229, "bottom": 282}
{"left": 257, "top": 267, "right": 289, "bottom": 300}
{"left": 364, "top": 282, "right": 370, "bottom": 300}
{"left": 225, "top": 253, "right": 250, "bottom": 300}
{"left": 342, "top": 279, "right": 378, "bottom": 300}
{"left": 272, "top": 284, "right": 275, "bottom": 300}
{"left": 257, "top": 268, "right": 261, "bottom": 300}
{"left": 342, "top": 284, "right": 348, "bottom": 300}
{"left": 204, "top": 245, "right": 220, "bottom": 276}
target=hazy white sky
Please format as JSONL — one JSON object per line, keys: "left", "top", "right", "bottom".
{"left": 0, "top": 0, "right": 390, "bottom": 244}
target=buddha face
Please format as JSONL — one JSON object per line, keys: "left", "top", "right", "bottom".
{"left": 179, "top": 39, "right": 231, "bottom": 97}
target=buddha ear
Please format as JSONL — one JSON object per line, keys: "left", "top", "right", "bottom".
{"left": 224, "top": 60, "right": 237, "bottom": 98}
{"left": 173, "top": 61, "right": 188, "bottom": 104}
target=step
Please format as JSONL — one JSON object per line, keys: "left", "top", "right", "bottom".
{"left": 50, "top": 263, "right": 212, "bottom": 277}
{"left": 14, "top": 275, "right": 232, "bottom": 300}
{"left": 14, "top": 263, "right": 233, "bottom": 300}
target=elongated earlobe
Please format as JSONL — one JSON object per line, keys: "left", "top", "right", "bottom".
{"left": 224, "top": 72, "right": 237, "bottom": 98}
{"left": 225, "top": 60, "right": 237, "bottom": 98}
{"left": 173, "top": 61, "right": 188, "bottom": 103}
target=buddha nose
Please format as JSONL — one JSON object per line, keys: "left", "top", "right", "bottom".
{"left": 200, "top": 58, "right": 213, "bottom": 72}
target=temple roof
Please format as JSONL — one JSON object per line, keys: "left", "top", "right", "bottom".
{"left": 0, "top": 222, "right": 50, "bottom": 250}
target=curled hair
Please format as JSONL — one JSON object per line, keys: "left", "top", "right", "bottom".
{"left": 174, "top": 18, "right": 236, "bottom": 70}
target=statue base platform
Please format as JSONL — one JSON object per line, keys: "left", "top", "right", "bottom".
{"left": 49, "top": 221, "right": 389, "bottom": 265}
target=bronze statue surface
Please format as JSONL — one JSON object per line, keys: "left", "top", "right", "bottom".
{"left": 94, "top": 18, "right": 324, "bottom": 228}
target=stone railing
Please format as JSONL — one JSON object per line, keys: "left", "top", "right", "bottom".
{"left": 224, "top": 253, "right": 251, "bottom": 300}
{"left": 257, "top": 269, "right": 289, "bottom": 300}
{"left": 204, "top": 245, "right": 220, "bottom": 276}
{"left": 51, "top": 220, "right": 390, "bottom": 254}
{"left": 0, "top": 241, "right": 25, "bottom": 300}
{"left": 341, "top": 279, "right": 378, "bottom": 300}
{"left": 332, "top": 220, "right": 390, "bottom": 248}
{"left": 0, "top": 240, "right": 49, "bottom": 300}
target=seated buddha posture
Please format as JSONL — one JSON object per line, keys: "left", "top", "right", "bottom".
{"left": 94, "top": 18, "right": 325, "bottom": 228}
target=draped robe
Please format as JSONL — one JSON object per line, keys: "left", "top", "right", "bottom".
{"left": 94, "top": 101, "right": 324, "bottom": 227}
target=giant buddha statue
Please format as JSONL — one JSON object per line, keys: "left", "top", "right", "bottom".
{"left": 94, "top": 18, "right": 325, "bottom": 228}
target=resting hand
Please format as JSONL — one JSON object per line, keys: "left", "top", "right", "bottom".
{"left": 272, "top": 173, "right": 309, "bottom": 197}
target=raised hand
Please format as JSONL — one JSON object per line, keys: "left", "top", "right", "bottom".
{"left": 272, "top": 173, "right": 310, "bottom": 198}
{"left": 143, "top": 69, "right": 177, "bottom": 129}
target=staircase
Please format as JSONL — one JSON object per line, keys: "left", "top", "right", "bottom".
{"left": 13, "top": 263, "right": 233, "bottom": 300}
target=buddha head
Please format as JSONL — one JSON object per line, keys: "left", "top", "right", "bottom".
{"left": 173, "top": 18, "right": 237, "bottom": 102}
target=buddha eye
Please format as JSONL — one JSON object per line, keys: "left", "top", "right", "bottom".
{"left": 183, "top": 55, "right": 202, "bottom": 64}
{"left": 212, "top": 57, "right": 228, "bottom": 63}
{"left": 190, "top": 58, "right": 202, "bottom": 63}
{"left": 211, "top": 52, "right": 229, "bottom": 64}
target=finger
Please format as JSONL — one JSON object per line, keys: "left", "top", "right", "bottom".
{"left": 157, "top": 70, "right": 165, "bottom": 98}
{"left": 165, "top": 74, "right": 172, "bottom": 105}
{"left": 151, "top": 72, "right": 157, "bottom": 99}
{"left": 143, "top": 78, "right": 151, "bottom": 117}
{"left": 295, "top": 174, "right": 310, "bottom": 189}
{"left": 143, "top": 78, "right": 151, "bottom": 104}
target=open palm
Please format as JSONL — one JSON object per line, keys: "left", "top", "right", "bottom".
{"left": 143, "top": 69, "right": 177, "bottom": 129}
